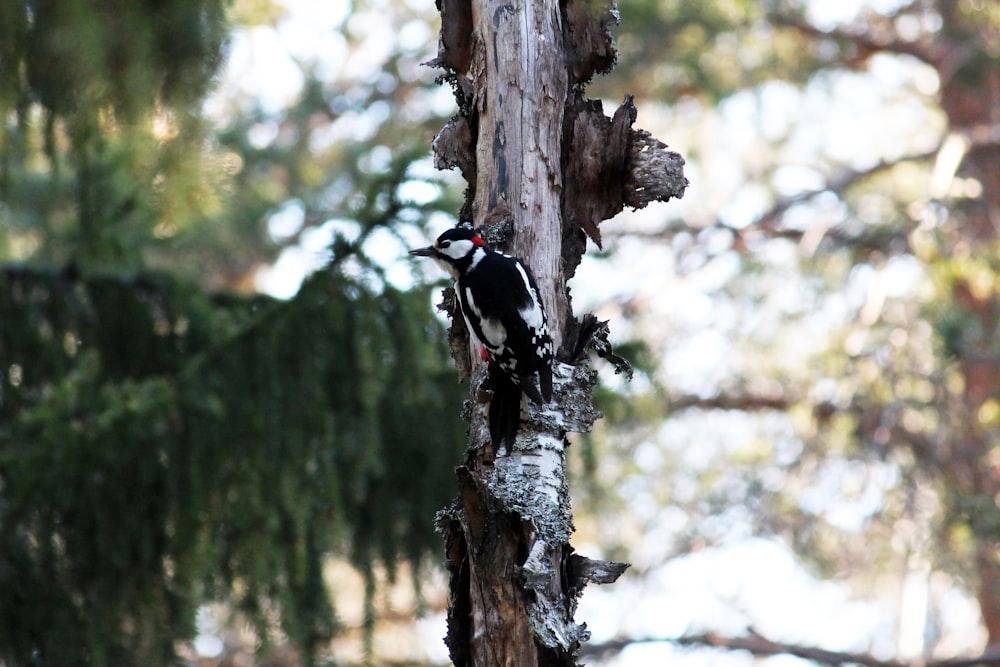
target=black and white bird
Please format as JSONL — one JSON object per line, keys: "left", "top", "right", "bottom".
{"left": 410, "top": 227, "right": 553, "bottom": 447}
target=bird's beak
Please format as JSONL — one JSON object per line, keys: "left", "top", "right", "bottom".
{"left": 409, "top": 245, "right": 436, "bottom": 257}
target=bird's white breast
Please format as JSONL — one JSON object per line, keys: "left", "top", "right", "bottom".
{"left": 464, "top": 286, "right": 507, "bottom": 347}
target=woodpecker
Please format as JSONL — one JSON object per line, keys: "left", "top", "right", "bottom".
{"left": 410, "top": 227, "right": 554, "bottom": 446}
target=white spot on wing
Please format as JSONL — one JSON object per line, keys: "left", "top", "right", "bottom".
{"left": 513, "top": 261, "right": 546, "bottom": 330}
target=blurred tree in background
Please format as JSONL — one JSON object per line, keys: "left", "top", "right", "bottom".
{"left": 575, "top": 0, "right": 1000, "bottom": 662}
{"left": 0, "top": 0, "right": 465, "bottom": 665}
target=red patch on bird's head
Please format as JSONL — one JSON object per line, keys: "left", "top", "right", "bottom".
{"left": 472, "top": 235, "right": 486, "bottom": 247}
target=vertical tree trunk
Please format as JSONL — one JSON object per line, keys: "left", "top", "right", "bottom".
{"left": 930, "top": 7, "right": 1000, "bottom": 642}
{"left": 430, "top": 0, "right": 686, "bottom": 664}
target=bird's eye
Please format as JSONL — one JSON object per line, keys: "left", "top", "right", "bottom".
{"left": 440, "top": 241, "right": 451, "bottom": 248}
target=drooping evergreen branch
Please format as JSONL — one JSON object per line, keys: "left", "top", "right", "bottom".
{"left": 0, "top": 258, "right": 467, "bottom": 666}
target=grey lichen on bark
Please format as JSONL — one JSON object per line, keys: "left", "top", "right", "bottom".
{"left": 429, "top": 0, "right": 685, "bottom": 663}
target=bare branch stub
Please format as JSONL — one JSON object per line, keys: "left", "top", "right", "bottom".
{"left": 432, "top": 115, "right": 477, "bottom": 222}
{"left": 561, "top": 94, "right": 687, "bottom": 284}
{"left": 624, "top": 128, "right": 689, "bottom": 210}
{"left": 566, "top": 552, "right": 630, "bottom": 596}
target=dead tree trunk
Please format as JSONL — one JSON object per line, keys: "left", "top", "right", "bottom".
{"left": 430, "top": 0, "right": 687, "bottom": 663}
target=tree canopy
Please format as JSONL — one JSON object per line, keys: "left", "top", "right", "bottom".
{"left": 0, "top": 0, "right": 466, "bottom": 664}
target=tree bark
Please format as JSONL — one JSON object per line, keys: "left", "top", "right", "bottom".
{"left": 430, "top": 0, "right": 685, "bottom": 664}
{"left": 929, "top": 12, "right": 1000, "bottom": 643}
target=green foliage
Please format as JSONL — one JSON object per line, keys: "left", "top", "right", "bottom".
{"left": 0, "top": 0, "right": 473, "bottom": 661}
{"left": 0, "top": 266, "right": 466, "bottom": 666}
{"left": 1, "top": 0, "right": 229, "bottom": 273}
{"left": 590, "top": 0, "right": 824, "bottom": 103}
{"left": 4, "top": 0, "right": 225, "bottom": 118}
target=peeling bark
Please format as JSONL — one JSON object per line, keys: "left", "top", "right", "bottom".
{"left": 434, "top": 0, "right": 473, "bottom": 75}
{"left": 562, "top": 95, "right": 633, "bottom": 251}
{"left": 560, "top": 94, "right": 686, "bottom": 278}
{"left": 563, "top": 0, "right": 619, "bottom": 84}
{"left": 433, "top": 115, "right": 477, "bottom": 223}
{"left": 430, "top": 0, "right": 683, "bottom": 662}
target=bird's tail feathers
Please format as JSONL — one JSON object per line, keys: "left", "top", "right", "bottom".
{"left": 538, "top": 363, "right": 553, "bottom": 403}
{"left": 489, "top": 363, "right": 522, "bottom": 450}
{"left": 519, "top": 373, "right": 545, "bottom": 406}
